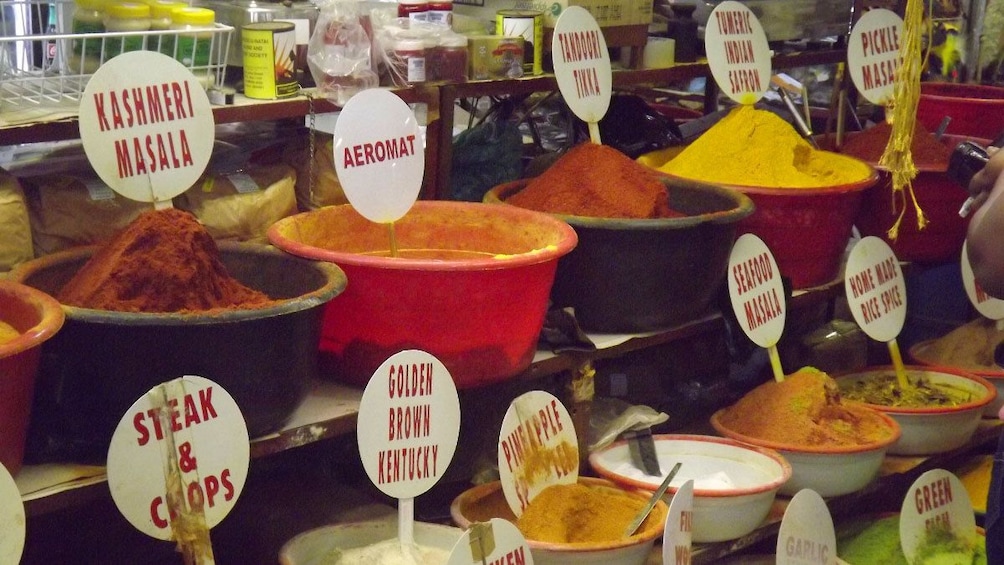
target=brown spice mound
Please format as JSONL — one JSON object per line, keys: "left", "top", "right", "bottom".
{"left": 516, "top": 482, "right": 647, "bottom": 543}
{"left": 507, "top": 143, "right": 682, "bottom": 219}
{"left": 58, "top": 208, "right": 272, "bottom": 313}
{"left": 839, "top": 121, "right": 952, "bottom": 168}
{"left": 913, "top": 318, "right": 1004, "bottom": 372}
{"left": 716, "top": 367, "right": 896, "bottom": 448}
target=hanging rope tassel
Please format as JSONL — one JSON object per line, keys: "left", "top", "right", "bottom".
{"left": 879, "top": 0, "right": 929, "bottom": 240}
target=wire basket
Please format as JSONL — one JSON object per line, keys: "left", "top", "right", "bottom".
{"left": 0, "top": 0, "right": 232, "bottom": 109}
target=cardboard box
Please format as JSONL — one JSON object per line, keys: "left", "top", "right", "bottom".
{"left": 455, "top": 0, "right": 652, "bottom": 31}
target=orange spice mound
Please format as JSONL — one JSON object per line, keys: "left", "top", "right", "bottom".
{"left": 716, "top": 367, "right": 896, "bottom": 448}
{"left": 516, "top": 482, "right": 648, "bottom": 543}
{"left": 507, "top": 142, "right": 682, "bottom": 219}
{"left": 58, "top": 208, "right": 273, "bottom": 313}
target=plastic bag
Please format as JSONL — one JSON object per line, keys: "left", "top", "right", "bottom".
{"left": 307, "top": 0, "right": 379, "bottom": 106}
{"left": 589, "top": 397, "right": 669, "bottom": 452}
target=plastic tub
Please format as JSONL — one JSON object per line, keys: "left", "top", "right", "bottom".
{"left": 8, "top": 242, "right": 346, "bottom": 463}
{"left": 485, "top": 177, "right": 754, "bottom": 332}
{"left": 267, "top": 201, "right": 577, "bottom": 389}
{"left": 917, "top": 82, "right": 1004, "bottom": 139}
{"left": 0, "top": 281, "right": 64, "bottom": 475}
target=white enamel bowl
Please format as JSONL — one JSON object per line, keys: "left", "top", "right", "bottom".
{"left": 589, "top": 434, "right": 791, "bottom": 543}
{"left": 279, "top": 519, "right": 464, "bottom": 565}
{"left": 834, "top": 366, "right": 996, "bottom": 456}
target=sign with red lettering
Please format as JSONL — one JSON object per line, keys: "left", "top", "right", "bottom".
{"left": 446, "top": 518, "right": 532, "bottom": 565}
{"left": 0, "top": 463, "right": 25, "bottom": 564}
{"left": 847, "top": 9, "right": 903, "bottom": 106}
{"left": 357, "top": 349, "right": 461, "bottom": 499}
{"left": 106, "top": 376, "right": 250, "bottom": 540}
{"left": 704, "top": 1, "right": 771, "bottom": 105}
{"left": 333, "top": 88, "right": 424, "bottom": 224}
{"left": 900, "top": 469, "right": 976, "bottom": 563}
{"left": 497, "top": 390, "right": 579, "bottom": 516}
{"left": 844, "top": 236, "right": 907, "bottom": 343}
{"left": 662, "top": 480, "right": 693, "bottom": 565}
{"left": 961, "top": 241, "right": 1004, "bottom": 320}
{"left": 727, "top": 233, "right": 786, "bottom": 348}
{"left": 78, "top": 51, "right": 214, "bottom": 205}
{"left": 551, "top": 6, "right": 612, "bottom": 126}
{"left": 776, "top": 489, "right": 835, "bottom": 565}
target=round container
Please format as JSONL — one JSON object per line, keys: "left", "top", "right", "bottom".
{"left": 427, "top": 0, "right": 452, "bottom": 26}
{"left": 147, "top": 0, "right": 184, "bottom": 55}
{"left": 908, "top": 330, "right": 1004, "bottom": 418}
{"left": 710, "top": 407, "right": 900, "bottom": 497}
{"left": 70, "top": 0, "right": 105, "bottom": 73}
{"left": 171, "top": 7, "right": 215, "bottom": 68}
{"left": 241, "top": 21, "right": 299, "bottom": 99}
{"left": 8, "top": 242, "right": 346, "bottom": 463}
{"left": 917, "top": 82, "right": 1004, "bottom": 139}
{"left": 267, "top": 201, "right": 577, "bottom": 389}
{"left": 845, "top": 133, "right": 989, "bottom": 264}
{"left": 430, "top": 33, "right": 467, "bottom": 83}
{"left": 485, "top": 177, "right": 755, "bottom": 333}
{"left": 450, "top": 477, "right": 668, "bottom": 565}
{"left": 0, "top": 281, "right": 64, "bottom": 475}
{"left": 496, "top": 9, "right": 542, "bottom": 76}
{"left": 280, "top": 520, "right": 464, "bottom": 565}
{"left": 397, "top": 0, "right": 428, "bottom": 21}
{"left": 390, "top": 38, "right": 426, "bottom": 85}
{"left": 589, "top": 434, "right": 791, "bottom": 543}
{"left": 103, "top": 2, "right": 151, "bottom": 59}
{"left": 834, "top": 366, "right": 996, "bottom": 456}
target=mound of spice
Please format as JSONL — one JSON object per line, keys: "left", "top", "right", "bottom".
{"left": 715, "top": 367, "right": 897, "bottom": 448}
{"left": 515, "top": 482, "right": 652, "bottom": 544}
{"left": 911, "top": 319, "right": 1004, "bottom": 373}
{"left": 659, "top": 105, "right": 873, "bottom": 189}
{"left": 58, "top": 208, "right": 273, "bottom": 313}
{"left": 838, "top": 121, "right": 953, "bottom": 169}
{"left": 507, "top": 142, "right": 681, "bottom": 219}
{"left": 839, "top": 372, "right": 974, "bottom": 408}
{"left": 838, "top": 514, "right": 987, "bottom": 565}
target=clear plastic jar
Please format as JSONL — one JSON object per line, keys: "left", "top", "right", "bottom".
{"left": 147, "top": 1, "right": 185, "bottom": 55}
{"left": 397, "top": 0, "right": 428, "bottom": 22}
{"left": 171, "top": 7, "right": 215, "bottom": 68}
{"left": 426, "top": 0, "right": 452, "bottom": 27}
{"left": 390, "top": 38, "right": 426, "bottom": 85}
{"left": 70, "top": 0, "right": 105, "bottom": 73}
{"left": 103, "top": 2, "right": 151, "bottom": 60}
{"left": 429, "top": 33, "right": 467, "bottom": 83}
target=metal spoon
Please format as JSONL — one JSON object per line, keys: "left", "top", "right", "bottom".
{"left": 624, "top": 461, "right": 682, "bottom": 537}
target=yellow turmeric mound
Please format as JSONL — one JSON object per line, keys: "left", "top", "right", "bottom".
{"left": 659, "top": 106, "right": 873, "bottom": 189}
{"left": 715, "top": 367, "right": 897, "bottom": 448}
{"left": 515, "top": 482, "right": 648, "bottom": 544}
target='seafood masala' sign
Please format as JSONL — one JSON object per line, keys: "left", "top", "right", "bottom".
{"left": 78, "top": 51, "right": 215, "bottom": 205}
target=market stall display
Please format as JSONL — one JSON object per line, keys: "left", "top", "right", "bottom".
{"left": 9, "top": 209, "right": 347, "bottom": 462}
{"left": 449, "top": 476, "right": 667, "bottom": 565}
{"left": 0, "top": 280, "right": 64, "bottom": 475}
{"left": 710, "top": 366, "right": 901, "bottom": 497}
{"left": 834, "top": 366, "right": 996, "bottom": 455}
{"left": 486, "top": 144, "right": 753, "bottom": 332}
{"left": 916, "top": 82, "right": 1004, "bottom": 139}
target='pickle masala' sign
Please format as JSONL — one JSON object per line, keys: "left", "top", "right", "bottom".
{"left": 847, "top": 9, "right": 904, "bottom": 105}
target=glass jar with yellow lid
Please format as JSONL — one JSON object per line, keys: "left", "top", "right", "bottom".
{"left": 103, "top": 2, "right": 151, "bottom": 61}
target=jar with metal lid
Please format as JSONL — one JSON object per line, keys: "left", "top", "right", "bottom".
{"left": 389, "top": 38, "right": 425, "bottom": 86}
{"left": 70, "top": 0, "right": 106, "bottom": 73}
{"left": 171, "top": 7, "right": 215, "bottom": 67}
{"left": 103, "top": 2, "right": 151, "bottom": 60}
{"left": 429, "top": 33, "right": 466, "bottom": 82}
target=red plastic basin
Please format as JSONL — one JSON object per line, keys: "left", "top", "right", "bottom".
{"left": 267, "top": 201, "right": 577, "bottom": 389}
{"left": 917, "top": 82, "right": 1004, "bottom": 139}
{"left": 0, "top": 280, "right": 64, "bottom": 475}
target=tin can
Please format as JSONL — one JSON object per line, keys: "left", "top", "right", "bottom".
{"left": 496, "top": 9, "right": 542, "bottom": 76}
{"left": 241, "top": 22, "right": 299, "bottom": 99}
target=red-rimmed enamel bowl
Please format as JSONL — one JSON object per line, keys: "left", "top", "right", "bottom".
{"left": 834, "top": 366, "right": 996, "bottom": 456}
{"left": 589, "top": 434, "right": 791, "bottom": 543}
{"left": 710, "top": 407, "right": 900, "bottom": 498}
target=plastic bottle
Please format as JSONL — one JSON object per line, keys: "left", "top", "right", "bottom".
{"left": 171, "top": 7, "right": 215, "bottom": 67}
{"left": 103, "top": 2, "right": 151, "bottom": 61}
{"left": 426, "top": 0, "right": 452, "bottom": 27}
{"left": 70, "top": 0, "right": 105, "bottom": 73}
{"left": 397, "top": 0, "right": 428, "bottom": 22}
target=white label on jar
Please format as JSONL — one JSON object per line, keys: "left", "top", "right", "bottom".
{"left": 407, "top": 55, "right": 426, "bottom": 83}
{"left": 427, "top": 10, "right": 452, "bottom": 26}
{"left": 83, "top": 177, "right": 116, "bottom": 200}
{"left": 227, "top": 173, "right": 260, "bottom": 194}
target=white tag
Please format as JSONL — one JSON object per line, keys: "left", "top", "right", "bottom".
{"left": 961, "top": 240, "right": 1004, "bottom": 321}
{"left": 847, "top": 9, "right": 903, "bottom": 106}
{"left": 900, "top": 469, "right": 977, "bottom": 563}
{"left": 551, "top": 6, "right": 612, "bottom": 126}
{"left": 844, "top": 236, "right": 907, "bottom": 343}
{"left": 0, "top": 463, "right": 25, "bottom": 564}
{"left": 227, "top": 173, "right": 260, "bottom": 194}
{"left": 776, "top": 489, "right": 835, "bottom": 565}
{"left": 727, "top": 233, "right": 787, "bottom": 348}
{"left": 83, "top": 177, "right": 115, "bottom": 201}
{"left": 662, "top": 480, "right": 694, "bottom": 565}
{"left": 704, "top": 1, "right": 772, "bottom": 105}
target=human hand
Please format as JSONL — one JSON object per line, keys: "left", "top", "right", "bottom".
{"left": 961, "top": 144, "right": 1004, "bottom": 217}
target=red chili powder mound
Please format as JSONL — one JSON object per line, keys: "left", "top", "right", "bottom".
{"left": 840, "top": 121, "right": 952, "bottom": 168}
{"left": 58, "top": 208, "right": 273, "bottom": 313}
{"left": 507, "top": 143, "right": 683, "bottom": 219}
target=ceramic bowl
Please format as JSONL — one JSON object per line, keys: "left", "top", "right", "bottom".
{"left": 450, "top": 477, "right": 667, "bottom": 565}
{"left": 834, "top": 366, "right": 996, "bottom": 456}
{"left": 588, "top": 434, "right": 791, "bottom": 543}
{"left": 279, "top": 519, "right": 464, "bottom": 565}
{"left": 909, "top": 334, "right": 1004, "bottom": 418}
{"left": 710, "top": 409, "right": 900, "bottom": 498}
